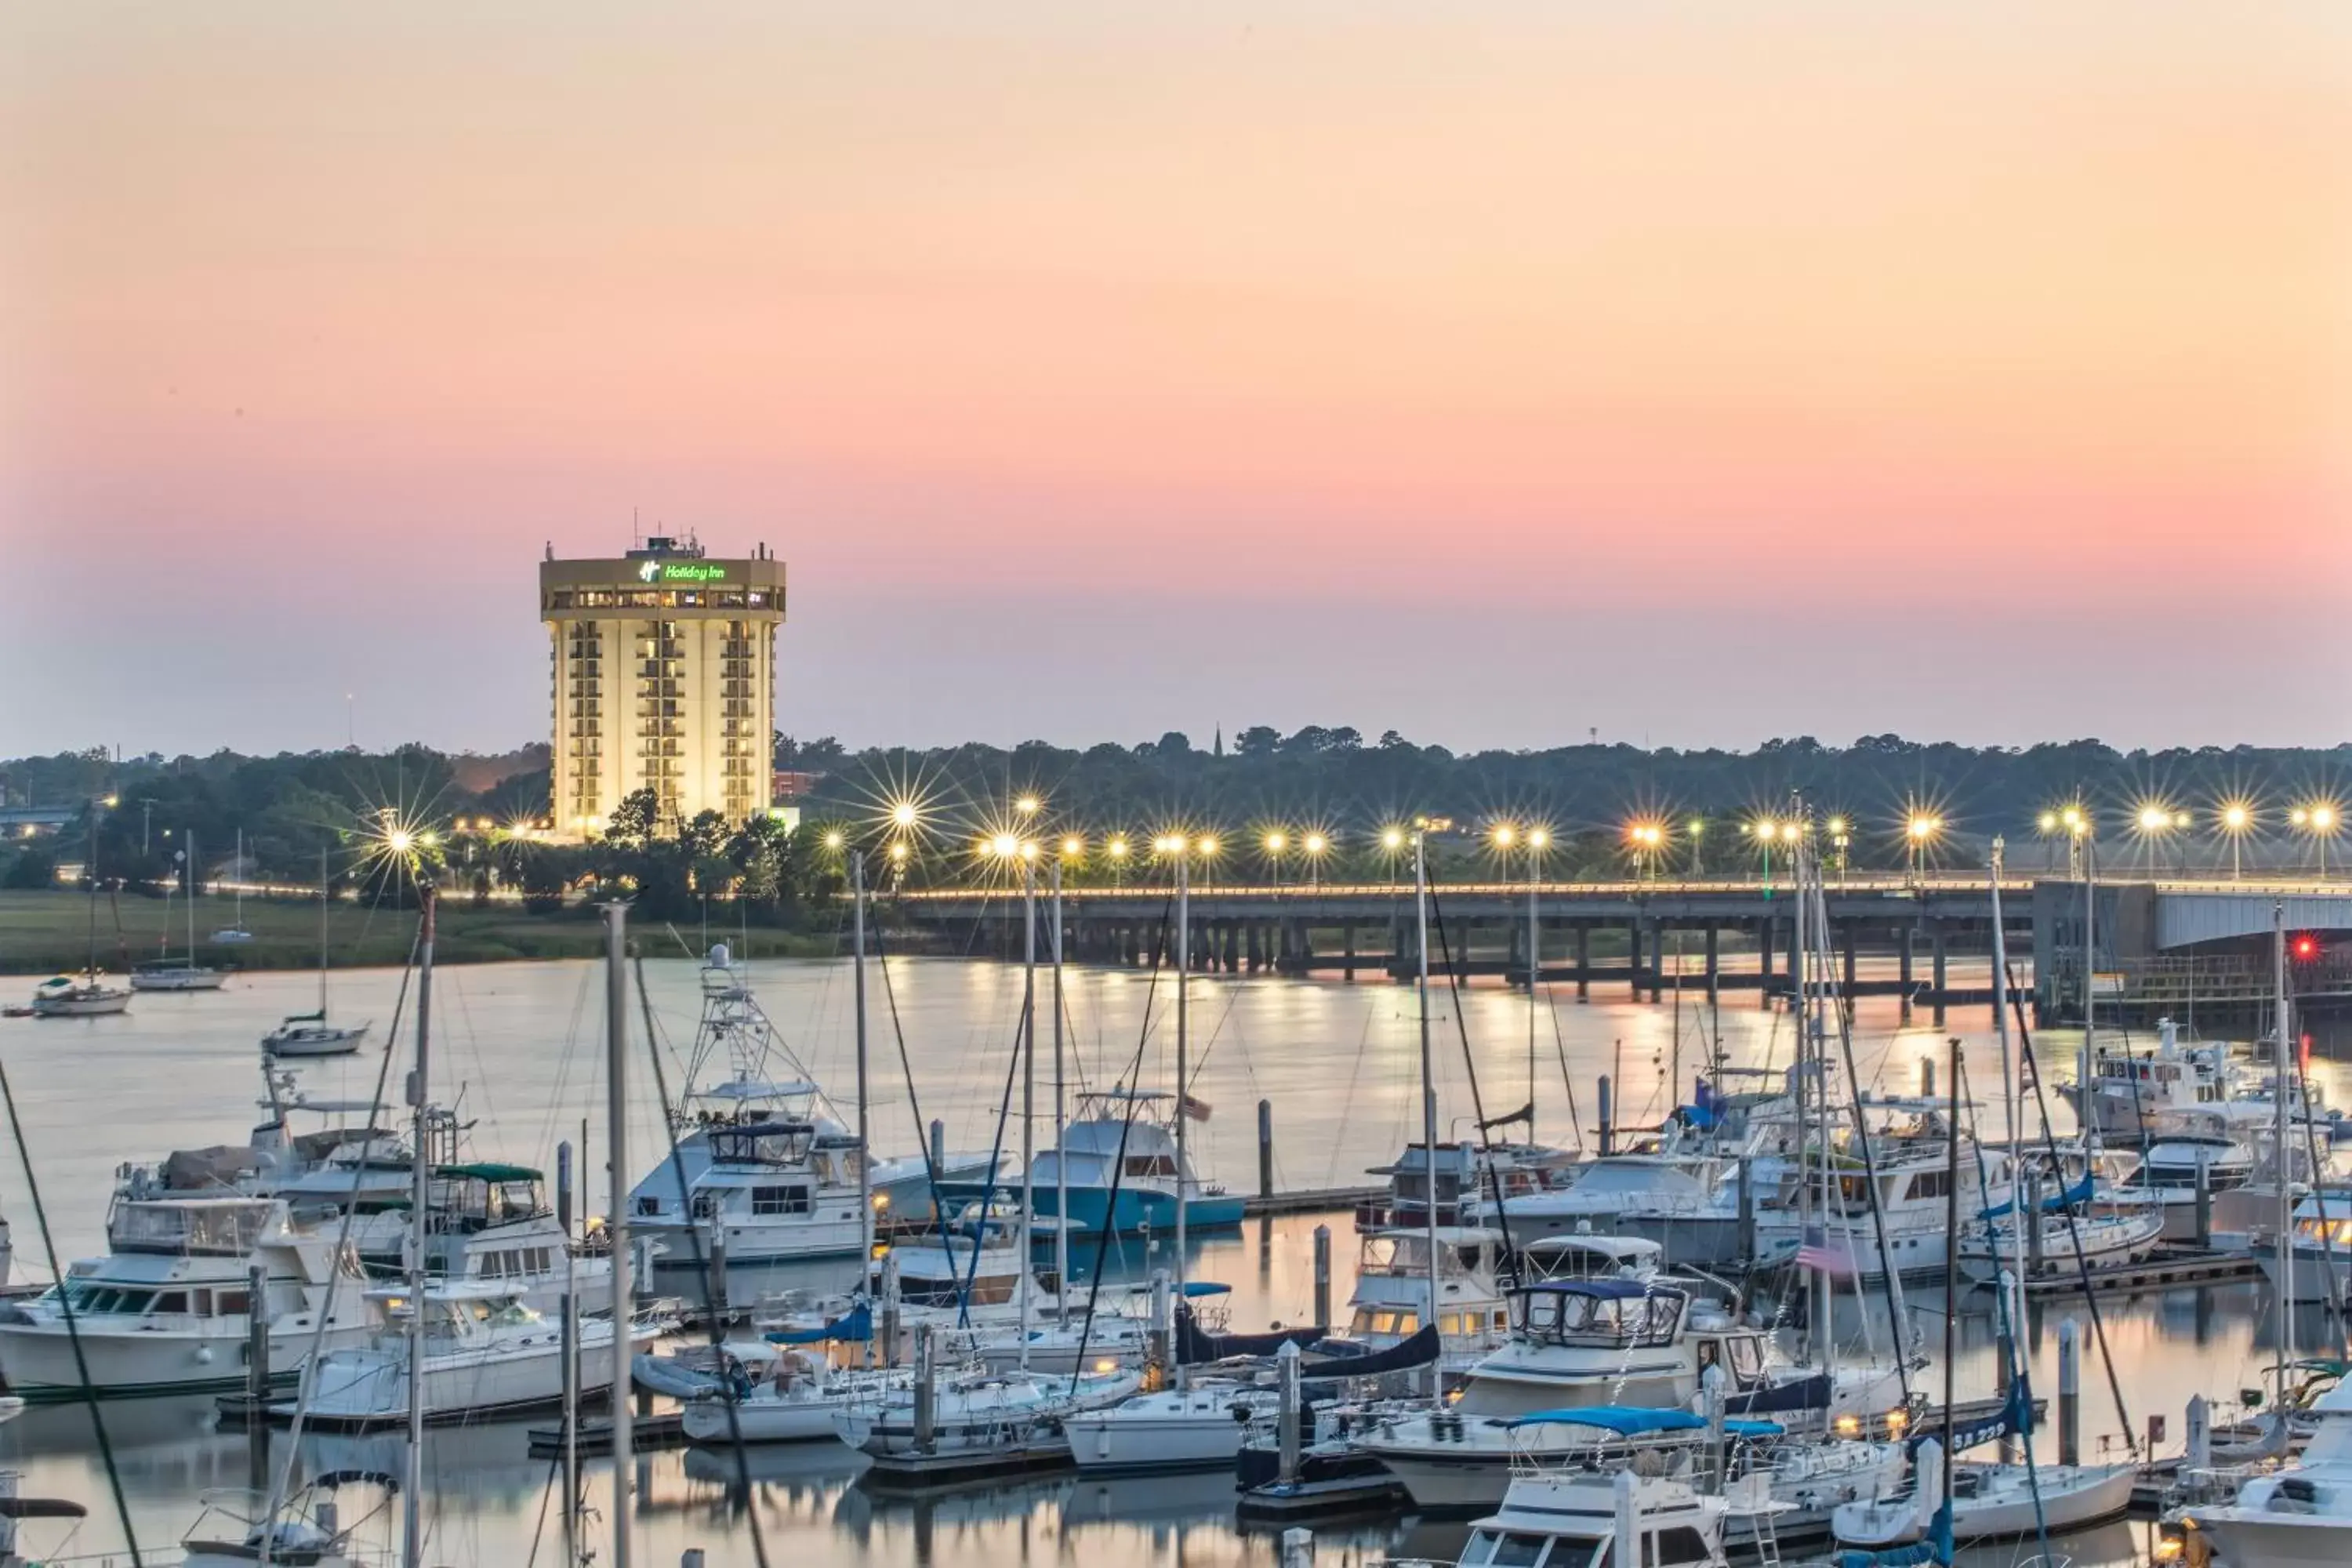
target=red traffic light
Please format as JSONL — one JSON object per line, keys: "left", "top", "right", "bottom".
{"left": 2292, "top": 934, "right": 2321, "bottom": 962}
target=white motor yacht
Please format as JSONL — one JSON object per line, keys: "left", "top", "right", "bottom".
{"left": 1359, "top": 1138, "right": 1583, "bottom": 1232}
{"left": 1417, "top": 1434, "right": 1762, "bottom": 1568}
{"left": 1353, "top": 1279, "right": 1907, "bottom": 1512}
{"left": 2183, "top": 1370, "right": 2352, "bottom": 1566}
{"left": 1345, "top": 1226, "right": 1512, "bottom": 1377}
{"left": 627, "top": 946, "right": 998, "bottom": 1252}
{"left": 2063, "top": 1020, "right": 2241, "bottom": 1140}
{"left": 286, "top": 1281, "right": 658, "bottom": 1427}
{"left": 0, "top": 1195, "right": 376, "bottom": 1396}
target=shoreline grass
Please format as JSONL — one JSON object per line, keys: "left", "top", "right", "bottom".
{"left": 0, "top": 890, "right": 844, "bottom": 977}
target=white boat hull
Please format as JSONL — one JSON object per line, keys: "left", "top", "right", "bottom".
{"left": 263, "top": 1025, "right": 369, "bottom": 1058}
{"left": 637, "top": 1211, "right": 867, "bottom": 1265}
{"left": 2191, "top": 1513, "right": 2352, "bottom": 1568}
{"left": 290, "top": 1318, "right": 652, "bottom": 1424}
{"left": 1956, "top": 1214, "right": 2165, "bottom": 1284}
{"left": 0, "top": 1318, "right": 375, "bottom": 1396}
{"left": 681, "top": 1370, "right": 909, "bottom": 1444}
{"left": 30, "top": 992, "right": 130, "bottom": 1018}
{"left": 1066, "top": 1388, "right": 1264, "bottom": 1472}
{"left": 131, "top": 971, "right": 225, "bottom": 992}
{"left": 1835, "top": 1464, "right": 2136, "bottom": 1546}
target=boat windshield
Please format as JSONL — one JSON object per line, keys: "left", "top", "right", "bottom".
{"left": 107, "top": 1200, "right": 274, "bottom": 1256}
{"left": 1515, "top": 1284, "right": 1686, "bottom": 1346}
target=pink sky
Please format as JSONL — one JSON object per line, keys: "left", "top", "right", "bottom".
{"left": 5, "top": 4, "right": 2350, "bottom": 757}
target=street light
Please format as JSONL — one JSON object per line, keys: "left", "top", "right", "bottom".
{"left": 2294, "top": 803, "right": 2343, "bottom": 877}
{"left": 1262, "top": 829, "right": 1287, "bottom": 887}
{"left": 1686, "top": 818, "right": 1704, "bottom": 877}
{"left": 1014, "top": 795, "right": 1041, "bottom": 818}
{"left": 1301, "top": 830, "right": 1330, "bottom": 889}
{"left": 2216, "top": 800, "right": 2254, "bottom": 881}
{"left": 1904, "top": 814, "right": 1944, "bottom": 882}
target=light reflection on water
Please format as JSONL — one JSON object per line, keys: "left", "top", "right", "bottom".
{"left": 0, "top": 953, "right": 2340, "bottom": 1565}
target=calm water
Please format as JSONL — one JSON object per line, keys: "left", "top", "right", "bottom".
{"left": 0, "top": 953, "right": 2342, "bottom": 1565}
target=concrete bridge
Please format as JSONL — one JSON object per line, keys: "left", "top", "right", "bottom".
{"left": 887, "top": 874, "right": 2352, "bottom": 1024}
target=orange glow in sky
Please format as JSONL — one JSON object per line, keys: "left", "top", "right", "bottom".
{"left": 3, "top": 4, "right": 2349, "bottom": 753}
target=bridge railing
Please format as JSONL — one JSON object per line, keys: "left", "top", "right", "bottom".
{"left": 887, "top": 875, "right": 2035, "bottom": 902}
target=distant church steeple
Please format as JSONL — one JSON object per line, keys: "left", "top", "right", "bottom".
{"left": 1214, "top": 724, "right": 1225, "bottom": 759}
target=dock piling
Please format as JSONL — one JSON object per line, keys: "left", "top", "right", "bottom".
{"left": 1276, "top": 1340, "right": 1302, "bottom": 1483}
{"left": 2187, "top": 1394, "right": 2210, "bottom": 1469}
{"left": 913, "top": 1323, "right": 936, "bottom": 1454}
{"left": 1258, "top": 1099, "right": 1275, "bottom": 1200}
{"left": 1281, "top": 1528, "right": 1316, "bottom": 1568}
{"left": 1312, "top": 1225, "right": 1332, "bottom": 1328}
{"left": 2057, "top": 1318, "right": 2082, "bottom": 1465}
{"left": 246, "top": 1261, "right": 268, "bottom": 1491}
{"left": 1597, "top": 1075, "right": 1614, "bottom": 1156}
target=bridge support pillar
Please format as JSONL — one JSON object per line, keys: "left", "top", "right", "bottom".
{"left": 1931, "top": 924, "right": 1950, "bottom": 1026}
{"left": 1899, "top": 924, "right": 1915, "bottom": 1021}
{"left": 1290, "top": 919, "right": 1312, "bottom": 972}
{"left": 1508, "top": 920, "right": 1528, "bottom": 989}
{"left": 1576, "top": 924, "right": 1590, "bottom": 1002}
{"left": 1757, "top": 916, "right": 1775, "bottom": 1008}
{"left": 1221, "top": 921, "right": 1240, "bottom": 974}
{"left": 1246, "top": 922, "right": 1265, "bottom": 972}
{"left": 1341, "top": 923, "right": 1357, "bottom": 980}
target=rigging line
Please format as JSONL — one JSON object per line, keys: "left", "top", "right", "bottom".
{"left": 632, "top": 945, "right": 774, "bottom": 1568}
{"left": 523, "top": 1452, "right": 561, "bottom": 1568}
{"left": 1321, "top": 993, "right": 1387, "bottom": 1192}
{"left": 1811, "top": 884, "right": 1915, "bottom": 1400}
{"left": 1, "top": 1061, "right": 144, "bottom": 1566}
{"left": 1954, "top": 1054, "right": 2054, "bottom": 1560}
{"left": 956, "top": 961, "right": 1029, "bottom": 1330}
{"left": 1426, "top": 890, "right": 1520, "bottom": 1279}
{"left": 261, "top": 921, "right": 421, "bottom": 1563}
{"left": 2005, "top": 967, "right": 2139, "bottom": 1460}
{"left": 1065, "top": 1011, "right": 1160, "bottom": 1396}
{"left": 1544, "top": 983, "right": 1584, "bottom": 1154}
{"left": 2286, "top": 1002, "right": 2351, "bottom": 1352}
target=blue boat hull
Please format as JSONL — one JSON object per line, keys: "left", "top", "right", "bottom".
{"left": 1033, "top": 1188, "right": 1246, "bottom": 1236}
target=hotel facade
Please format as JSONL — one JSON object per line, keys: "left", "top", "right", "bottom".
{"left": 540, "top": 536, "right": 786, "bottom": 835}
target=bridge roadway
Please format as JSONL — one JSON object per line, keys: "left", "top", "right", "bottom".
{"left": 889, "top": 875, "right": 2352, "bottom": 1024}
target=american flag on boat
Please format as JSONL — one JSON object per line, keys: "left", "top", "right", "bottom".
{"left": 1180, "top": 1093, "right": 1213, "bottom": 1123}
{"left": 1796, "top": 1223, "right": 1857, "bottom": 1276}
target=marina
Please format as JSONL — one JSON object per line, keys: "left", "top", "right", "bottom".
{"left": 1, "top": 931, "right": 2348, "bottom": 1564}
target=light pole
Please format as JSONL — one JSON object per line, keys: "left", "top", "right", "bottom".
{"left": 1905, "top": 814, "right": 1943, "bottom": 884}
{"left": 1262, "top": 830, "right": 1287, "bottom": 889}
{"left": 2293, "top": 804, "right": 2341, "bottom": 878}
{"left": 2219, "top": 801, "right": 2253, "bottom": 882}
{"left": 1302, "top": 832, "right": 1329, "bottom": 890}
{"left": 1105, "top": 834, "right": 1128, "bottom": 888}
{"left": 1687, "top": 819, "right": 1705, "bottom": 878}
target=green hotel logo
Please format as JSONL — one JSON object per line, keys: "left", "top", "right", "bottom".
{"left": 637, "top": 561, "right": 729, "bottom": 583}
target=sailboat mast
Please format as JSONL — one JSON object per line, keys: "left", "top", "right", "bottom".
{"left": 401, "top": 884, "right": 436, "bottom": 1568}
{"left": 85, "top": 805, "right": 100, "bottom": 982}
{"left": 2275, "top": 902, "right": 2292, "bottom": 1400}
{"left": 318, "top": 847, "right": 331, "bottom": 1015}
{"left": 1017, "top": 855, "right": 1036, "bottom": 1368}
{"left": 1988, "top": 845, "right": 2025, "bottom": 1312}
{"left": 1526, "top": 841, "right": 1539, "bottom": 1135}
{"left": 2081, "top": 835, "right": 2096, "bottom": 1091}
{"left": 1175, "top": 848, "right": 1189, "bottom": 1294}
{"left": 1415, "top": 829, "right": 1441, "bottom": 1408}
{"left": 1051, "top": 859, "right": 1070, "bottom": 1300}
{"left": 604, "top": 901, "right": 633, "bottom": 1568}
{"left": 1791, "top": 823, "right": 1813, "bottom": 1367}
{"left": 187, "top": 831, "right": 197, "bottom": 964}
{"left": 852, "top": 852, "right": 873, "bottom": 1287}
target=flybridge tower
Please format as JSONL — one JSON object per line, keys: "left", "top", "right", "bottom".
{"left": 540, "top": 534, "right": 786, "bottom": 836}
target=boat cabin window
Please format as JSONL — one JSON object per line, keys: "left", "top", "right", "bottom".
{"left": 1516, "top": 1286, "right": 1684, "bottom": 1346}
{"left": 1123, "top": 1154, "right": 1178, "bottom": 1179}
{"left": 151, "top": 1290, "right": 188, "bottom": 1314}
{"left": 1467, "top": 1530, "right": 1552, "bottom": 1568}
{"left": 752, "top": 1185, "right": 812, "bottom": 1217}
{"left": 1727, "top": 1334, "right": 1765, "bottom": 1384}
{"left": 1648, "top": 1526, "right": 1713, "bottom": 1566}
{"left": 217, "top": 1288, "right": 250, "bottom": 1316}
{"left": 1904, "top": 1170, "right": 1951, "bottom": 1203}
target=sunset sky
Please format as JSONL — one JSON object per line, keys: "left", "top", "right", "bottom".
{"left": 5, "top": 3, "right": 2349, "bottom": 758}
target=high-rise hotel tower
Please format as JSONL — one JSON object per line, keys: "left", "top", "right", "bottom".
{"left": 540, "top": 535, "right": 786, "bottom": 834}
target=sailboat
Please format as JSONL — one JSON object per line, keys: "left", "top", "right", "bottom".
{"left": 28, "top": 814, "right": 129, "bottom": 1018}
{"left": 264, "top": 848, "right": 369, "bottom": 1057}
{"left": 212, "top": 827, "right": 256, "bottom": 943}
{"left": 131, "top": 833, "right": 225, "bottom": 991}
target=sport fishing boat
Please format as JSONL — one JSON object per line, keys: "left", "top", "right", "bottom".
{"left": 1026, "top": 1089, "right": 1245, "bottom": 1236}
{"left": 1352, "top": 1279, "right": 1907, "bottom": 1512}
{"left": 0, "top": 1195, "right": 376, "bottom": 1396}
{"left": 286, "top": 1280, "right": 659, "bottom": 1427}
{"left": 627, "top": 946, "right": 993, "bottom": 1258}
